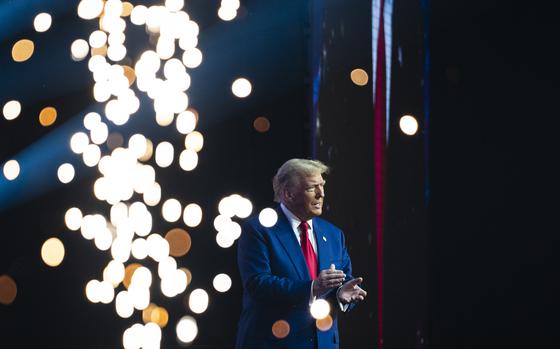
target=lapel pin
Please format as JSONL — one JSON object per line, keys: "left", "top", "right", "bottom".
{"left": 322, "top": 236, "right": 327, "bottom": 242}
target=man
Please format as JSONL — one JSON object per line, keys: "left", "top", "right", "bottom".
{"left": 236, "top": 159, "right": 367, "bottom": 349}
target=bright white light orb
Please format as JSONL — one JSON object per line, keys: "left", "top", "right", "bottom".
{"left": 131, "top": 238, "right": 149, "bottom": 260}
{"left": 115, "top": 290, "right": 134, "bottom": 318}
{"left": 188, "top": 288, "right": 209, "bottom": 314}
{"left": 131, "top": 266, "right": 152, "bottom": 288}
{"left": 70, "top": 132, "right": 89, "bottom": 154}
{"left": 34, "top": 12, "right": 52, "bottom": 32}
{"left": 108, "top": 44, "right": 127, "bottom": 62}
{"left": 155, "top": 142, "right": 174, "bottom": 168}
{"left": 85, "top": 279, "right": 101, "bottom": 303}
{"left": 3, "top": 160, "right": 20, "bottom": 181}
{"left": 235, "top": 197, "right": 253, "bottom": 218}
{"left": 165, "top": 0, "right": 184, "bottom": 12}
{"left": 57, "top": 163, "right": 75, "bottom": 184}
{"left": 89, "top": 30, "right": 107, "bottom": 48}
{"left": 90, "top": 122, "right": 109, "bottom": 144}
{"left": 184, "top": 131, "right": 204, "bottom": 152}
{"left": 3, "top": 100, "right": 21, "bottom": 120}
{"left": 218, "top": 7, "right": 237, "bottom": 21}
{"left": 83, "top": 144, "right": 101, "bottom": 167}
{"left": 232, "top": 78, "right": 252, "bottom": 98}
{"left": 310, "top": 299, "right": 331, "bottom": 320}
{"left": 103, "top": 260, "right": 125, "bottom": 286}
{"left": 179, "top": 149, "right": 198, "bottom": 171}
{"left": 216, "top": 231, "right": 235, "bottom": 248}
{"left": 213, "top": 273, "right": 232, "bottom": 293}
{"left": 143, "top": 182, "right": 162, "bottom": 207}
{"left": 78, "top": 0, "right": 104, "bottom": 20}
{"left": 218, "top": 195, "right": 237, "bottom": 218}
{"left": 258, "top": 208, "right": 278, "bottom": 228}
{"left": 399, "top": 115, "right": 419, "bottom": 136}
{"left": 176, "top": 316, "right": 198, "bottom": 343}
{"left": 176, "top": 110, "right": 197, "bottom": 134}
{"left": 162, "top": 198, "right": 182, "bottom": 222}
{"left": 213, "top": 215, "right": 232, "bottom": 232}
{"left": 83, "top": 112, "right": 101, "bottom": 130}
{"left": 147, "top": 233, "right": 170, "bottom": 262}
{"left": 183, "top": 203, "right": 202, "bottom": 227}
{"left": 71, "top": 39, "right": 90, "bottom": 61}
{"left": 130, "top": 5, "right": 148, "bottom": 25}
{"left": 65, "top": 207, "right": 83, "bottom": 231}
{"left": 181, "top": 48, "right": 202, "bottom": 68}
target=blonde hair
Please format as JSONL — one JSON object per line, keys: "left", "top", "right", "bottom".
{"left": 272, "top": 159, "right": 329, "bottom": 202}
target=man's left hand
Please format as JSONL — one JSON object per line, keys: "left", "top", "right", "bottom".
{"left": 337, "top": 277, "right": 367, "bottom": 304}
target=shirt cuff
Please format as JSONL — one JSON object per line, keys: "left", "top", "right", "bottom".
{"left": 309, "top": 280, "right": 316, "bottom": 306}
{"left": 336, "top": 286, "right": 349, "bottom": 312}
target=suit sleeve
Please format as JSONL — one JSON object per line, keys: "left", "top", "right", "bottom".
{"left": 330, "top": 228, "right": 359, "bottom": 312}
{"left": 237, "top": 221, "right": 312, "bottom": 306}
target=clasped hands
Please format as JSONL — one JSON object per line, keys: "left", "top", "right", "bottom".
{"left": 312, "top": 264, "right": 367, "bottom": 305}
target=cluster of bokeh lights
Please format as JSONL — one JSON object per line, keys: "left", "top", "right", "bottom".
{"left": 0, "top": 0, "right": 372, "bottom": 345}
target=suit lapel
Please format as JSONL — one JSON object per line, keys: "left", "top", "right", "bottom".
{"left": 313, "top": 218, "right": 331, "bottom": 272}
{"left": 273, "top": 208, "right": 309, "bottom": 280}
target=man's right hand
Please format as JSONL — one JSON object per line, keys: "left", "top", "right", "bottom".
{"left": 313, "top": 264, "right": 346, "bottom": 297}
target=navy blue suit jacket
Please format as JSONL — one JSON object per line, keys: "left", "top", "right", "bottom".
{"left": 236, "top": 207, "right": 354, "bottom": 349}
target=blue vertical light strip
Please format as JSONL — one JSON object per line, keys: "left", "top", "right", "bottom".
{"left": 420, "top": 0, "right": 430, "bottom": 204}
{"left": 309, "top": 0, "right": 324, "bottom": 158}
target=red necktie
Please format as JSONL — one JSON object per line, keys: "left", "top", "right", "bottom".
{"left": 299, "top": 222, "right": 317, "bottom": 280}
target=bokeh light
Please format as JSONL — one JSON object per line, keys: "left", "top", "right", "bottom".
{"left": 71, "top": 39, "right": 90, "bottom": 61}
{"left": 57, "top": 163, "right": 75, "bottom": 184}
{"left": 350, "top": 68, "right": 369, "bottom": 86}
{"left": 70, "top": 132, "right": 89, "bottom": 154}
{"left": 399, "top": 115, "right": 419, "bottom": 135}
{"left": 162, "top": 199, "right": 182, "bottom": 222}
{"left": 183, "top": 203, "right": 202, "bottom": 227}
{"left": 3, "top": 100, "right": 22, "bottom": 120}
{"left": 12, "top": 39, "right": 34, "bottom": 62}
{"left": 155, "top": 142, "right": 174, "bottom": 168}
{"left": 123, "top": 263, "right": 142, "bottom": 289}
{"left": 271, "top": 320, "right": 290, "bottom": 339}
{"left": 258, "top": 208, "right": 278, "bottom": 228}
{"left": 65, "top": 207, "right": 83, "bottom": 231}
{"left": 3, "top": 160, "right": 20, "bottom": 181}
{"left": 316, "top": 315, "right": 334, "bottom": 331}
{"left": 39, "top": 106, "right": 57, "bottom": 126}
{"left": 179, "top": 149, "right": 198, "bottom": 171}
{"left": 188, "top": 288, "right": 209, "bottom": 314}
{"left": 184, "top": 131, "right": 204, "bottom": 152}
{"left": 41, "top": 237, "right": 65, "bottom": 267}
{"left": 164, "top": 228, "right": 192, "bottom": 257}
{"left": 0, "top": 275, "right": 17, "bottom": 305}
{"left": 231, "top": 78, "right": 252, "bottom": 98}
{"left": 176, "top": 315, "right": 198, "bottom": 343}
{"left": 310, "top": 299, "right": 330, "bottom": 320}
{"left": 253, "top": 116, "right": 270, "bottom": 132}
{"left": 212, "top": 273, "right": 232, "bottom": 293}
{"left": 34, "top": 13, "right": 52, "bottom": 32}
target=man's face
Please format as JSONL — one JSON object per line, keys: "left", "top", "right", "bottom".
{"left": 286, "top": 173, "right": 326, "bottom": 221}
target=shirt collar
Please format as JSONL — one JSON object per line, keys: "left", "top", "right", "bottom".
{"left": 280, "top": 203, "right": 313, "bottom": 232}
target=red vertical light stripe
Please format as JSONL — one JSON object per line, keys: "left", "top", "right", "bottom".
{"left": 374, "top": 1, "right": 386, "bottom": 348}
